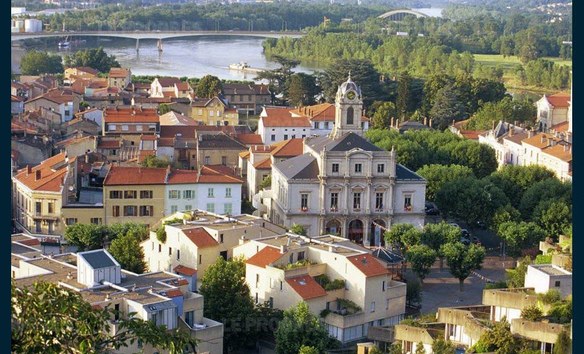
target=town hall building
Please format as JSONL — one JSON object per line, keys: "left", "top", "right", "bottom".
{"left": 266, "top": 75, "right": 427, "bottom": 246}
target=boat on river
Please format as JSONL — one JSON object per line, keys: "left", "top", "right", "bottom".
{"left": 228, "top": 61, "right": 264, "bottom": 73}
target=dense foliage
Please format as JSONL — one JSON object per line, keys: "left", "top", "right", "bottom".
{"left": 63, "top": 47, "right": 120, "bottom": 73}
{"left": 20, "top": 50, "right": 63, "bottom": 75}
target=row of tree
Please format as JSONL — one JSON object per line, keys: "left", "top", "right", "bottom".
{"left": 19, "top": 47, "right": 120, "bottom": 75}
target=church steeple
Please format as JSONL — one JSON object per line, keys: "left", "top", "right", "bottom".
{"left": 331, "top": 74, "right": 363, "bottom": 139}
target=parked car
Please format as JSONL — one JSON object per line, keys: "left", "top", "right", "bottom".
{"left": 425, "top": 202, "right": 439, "bottom": 215}
{"left": 448, "top": 222, "right": 460, "bottom": 229}
{"left": 461, "top": 229, "right": 471, "bottom": 238}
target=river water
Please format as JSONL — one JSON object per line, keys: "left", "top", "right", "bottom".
{"left": 12, "top": 36, "right": 322, "bottom": 80}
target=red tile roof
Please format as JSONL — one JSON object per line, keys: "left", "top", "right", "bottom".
{"left": 546, "top": 93, "right": 570, "bottom": 108}
{"left": 167, "top": 169, "right": 198, "bottom": 184}
{"left": 109, "top": 67, "right": 130, "bottom": 78}
{"left": 271, "top": 138, "right": 304, "bottom": 157}
{"left": 13, "top": 152, "right": 73, "bottom": 192}
{"left": 291, "top": 103, "right": 335, "bottom": 122}
{"left": 261, "top": 108, "right": 311, "bottom": 128}
{"left": 69, "top": 66, "right": 99, "bottom": 76}
{"left": 161, "top": 289, "right": 183, "bottom": 298}
{"left": 286, "top": 275, "right": 327, "bottom": 300}
{"left": 198, "top": 165, "right": 243, "bottom": 184}
{"left": 174, "top": 265, "right": 197, "bottom": 276}
{"left": 140, "top": 134, "right": 157, "bottom": 141}
{"left": 155, "top": 77, "right": 182, "bottom": 87}
{"left": 347, "top": 253, "right": 388, "bottom": 277}
{"left": 104, "top": 107, "right": 160, "bottom": 124}
{"left": 236, "top": 134, "right": 264, "bottom": 145}
{"left": 182, "top": 227, "right": 218, "bottom": 249}
{"left": 550, "top": 121, "right": 569, "bottom": 132}
{"left": 460, "top": 131, "right": 485, "bottom": 140}
{"left": 253, "top": 158, "right": 272, "bottom": 170}
{"left": 239, "top": 151, "right": 250, "bottom": 159}
{"left": 103, "top": 166, "right": 168, "bottom": 185}
{"left": 246, "top": 246, "right": 283, "bottom": 268}
{"left": 98, "top": 140, "right": 121, "bottom": 149}
{"left": 162, "top": 91, "right": 176, "bottom": 98}
{"left": 18, "top": 238, "right": 41, "bottom": 246}
{"left": 176, "top": 82, "right": 191, "bottom": 91}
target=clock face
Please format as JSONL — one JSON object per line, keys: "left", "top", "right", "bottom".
{"left": 346, "top": 90, "right": 356, "bottom": 100}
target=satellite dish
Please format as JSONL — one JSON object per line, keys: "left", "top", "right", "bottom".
{"left": 68, "top": 186, "right": 75, "bottom": 191}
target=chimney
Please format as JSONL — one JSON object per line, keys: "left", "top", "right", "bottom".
{"left": 280, "top": 245, "right": 287, "bottom": 254}
{"left": 509, "top": 127, "right": 514, "bottom": 137}
{"left": 35, "top": 170, "right": 41, "bottom": 180}
{"left": 390, "top": 117, "right": 394, "bottom": 128}
{"left": 26, "top": 165, "right": 31, "bottom": 175}
{"left": 85, "top": 151, "right": 89, "bottom": 163}
{"left": 451, "top": 119, "right": 455, "bottom": 127}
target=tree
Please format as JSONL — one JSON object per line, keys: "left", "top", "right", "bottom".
{"left": 497, "top": 221, "right": 545, "bottom": 257}
{"left": 298, "top": 345, "right": 319, "bottom": 354}
{"left": 436, "top": 177, "right": 508, "bottom": 226}
{"left": 519, "top": 179, "right": 571, "bottom": 221}
{"left": 396, "top": 71, "right": 413, "bottom": 119}
{"left": 472, "top": 317, "right": 522, "bottom": 354}
{"left": 196, "top": 74, "right": 223, "bottom": 98}
{"left": 467, "top": 96, "right": 536, "bottom": 131}
{"left": 286, "top": 72, "right": 319, "bottom": 107}
{"left": 416, "top": 164, "right": 474, "bottom": 201}
{"left": 432, "top": 339, "right": 456, "bottom": 354}
{"left": 553, "top": 330, "right": 572, "bottom": 354}
{"left": 12, "top": 281, "right": 197, "bottom": 354}
{"left": 533, "top": 200, "right": 571, "bottom": 240}
{"left": 406, "top": 245, "right": 437, "bottom": 283}
{"left": 491, "top": 205, "right": 522, "bottom": 231}
{"left": 414, "top": 342, "right": 426, "bottom": 354}
{"left": 20, "top": 50, "right": 64, "bottom": 75}
{"left": 441, "top": 242, "right": 486, "bottom": 291}
{"left": 290, "top": 224, "right": 307, "bottom": 236}
{"left": 199, "top": 257, "right": 256, "bottom": 352}
{"left": 108, "top": 231, "right": 148, "bottom": 274}
{"left": 447, "top": 140, "right": 498, "bottom": 178}
{"left": 256, "top": 55, "right": 299, "bottom": 100}
{"left": 141, "top": 155, "right": 172, "bottom": 168}
{"left": 488, "top": 165, "right": 556, "bottom": 208}
{"left": 63, "top": 47, "right": 120, "bottom": 73}
{"left": 420, "top": 221, "right": 462, "bottom": 270}
{"left": 64, "top": 223, "right": 108, "bottom": 251}
{"left": 259, "top": 175, "right": 272, "bottom": 190}
{"left": 429, "top": 83, "right": 468, "bottom": 130}
{"left": 274, "top": 302, "right": 340, "bottom": 354}
{"left": 371, "top": 101, "right": 397, "bottom": 129}
{"left": 388, "top": 342, "right": 403, "bottom": 354}
{"left": 159, "top": 103, "right": 172, "bottom": 115}
{"left": 521, "top": 305, "right": 543, "bottom": 321}
{"left": 506, "top": 256, "right": 532, "bottom": 288}
{"left": 384, "top": 224, "right": 422, "bottom": 255}
{"left": 406, "top": 278, "right": 422, "bottom": 308}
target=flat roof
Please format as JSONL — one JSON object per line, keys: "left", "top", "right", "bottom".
{"left": 530, "top": 264, "right": 572, "bottom": 276}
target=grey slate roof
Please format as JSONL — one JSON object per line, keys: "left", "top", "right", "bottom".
{"left": 372, "top": 248, "right": 404, "bottom": 264}
{"left": 275, "top": 153, "right": 319, "bottom": 180}
{"left": 197, "top": 133, "right": 246, "bottom": 150}
{"left": 396, "top": 164, "right": 425, "bottom": 181}
{"left": 80, "top": 250, "right": 117, "bottom": 269}
{"left": 306, "top": 132, "right": 382, "bottom": 153}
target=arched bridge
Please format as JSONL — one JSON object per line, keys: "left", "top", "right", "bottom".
{"left": 11, "top": 30, "right": 305, "bottom": 42}
{"left": 378, "top": 9, "right": 429, "bottom": 21}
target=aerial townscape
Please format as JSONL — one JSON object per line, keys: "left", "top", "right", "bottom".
{"left": 10, "top": 0, "right": 572, "bottom": 353}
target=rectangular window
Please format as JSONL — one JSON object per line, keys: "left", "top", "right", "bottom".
{"left": 159, "top": 244, "right": 162, "bottom": 253}
{"left": 184, "top": 205, "right": 192, "bottom": 211}
{"left": 314, "top": 122, "right": 319, "bottom": 129}
{"left": 224, "top": 203, "right": 232, "bottom": 215}
{"left": 139, "top": 205, "right": 153, "bottom": 216}
{"left": 221, "top": 156, "right": 227, "bottom": 165}
{"left": 124, "top": 190, "right": 137, "bottom": 199}
{"left": 301, "top": 193, "right": 308, "bottom": 210}
{"left": 204, "top": 156, "right": 210, "bottom": 164}
{"left": 65, "top": 218, "right": 78, "bottom": 226}
{"left": 123, "top": 205, "right": 137, "bottom": 216}
{"left": 208, "top": 188, "right": 214, "bottom": 198}
{"left": 112, "top": 205, "right": 120, "bottom": 217}
{"left": 171, "top": 205, "right": 178, "bottom": 213}
{"left": 198, "top": 109, "right": 203, "bottom": 115}
{"left": 177, "top": 249, "right": 180, "bottom": 260}
{"left": 225, "top": 187, "right": 232, "bottom": 198}
{"left": 220, "top": 234, "right": 224, "bottom": 243}
{"left": 271, "top": 134, "right": 276, "bottom": 141}
{"left": 370, "top": 301, "right": 375, "bottom": 313}
{"left": 382, "top": 280, "right": 386, "bottom": 292}
{"left": 298, "top": 251, "right": 305, "bottom": 261}
{"left": 185, "top": 311, "right": 194, "bottom": 327}
{"left": 404, "top": 195, "right": 412, "bottom": 211}
{"left": 355, "top": 163, "right": 362, "bottom": 173}
{"left": 209, "top": 110, "right": 214, "bottom": 117}
{"left": 108, "top": 124, "right": 116, "bottom": 131}
{"left": 122, "top": 125, "right": 129, "bottom": 131}
{"left": 284, "top": 134, "right": 288, "bottom": 140}
{"left": 377, "top": 164, "right": 385, "bottom": 173}
{"left": 555, "top": 280, "right": 561, "bottom": 287}
{"left": 332, "top": 163, "right": 339, "bottom": 173}
{"left": 375, "top": 192, "right": 384, "bottom": 210}
{"left": 90, "top": 218, "right": 102, "bottom": 225}
{"left": 353, "top": 192, "right": 361, "bottom": 210}
{"left": 136, "top": 125, "right": 143, "bottom": 132}
{"left": 199, "top": 254, "right": 202, "bottom": 265}
{"left": 140, "top": 190, "right": 153, "bottom": 199}
{"left": 48, "top": 202, "right": 54, "bottom": 214}
{"left": 330, "top": 192, "right": 338, "bottom": 210}
{"left": 183, "top": 190, "right": 193, "bottom": 199}
{"left": 35, "top": 202, "right": 41, "bottom": 214}
{"left": 207, "top": 203, "right": 215, "bottom": 213}
{"left": 169, "top": 247, "right": 172, "bottom": 256}
{"left": 168, "top": 190, "right": 180, "bottom": 199}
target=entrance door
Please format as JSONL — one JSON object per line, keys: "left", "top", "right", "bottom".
{"left": 348, "top": 219, "right": 364, "bottom": 244}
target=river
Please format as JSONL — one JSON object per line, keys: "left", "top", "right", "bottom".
{"left": 12, "top": 36, "right": 323, "bottom": 80}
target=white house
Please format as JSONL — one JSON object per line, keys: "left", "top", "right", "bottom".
{"left": 257, "top": 107, "right": 312, "bottom": 144}
{"left": 524, "top": 264, "right": 572, "bottom": 298}
{"left": 477, "top": 121, "right": 530, "bottom": 167}
{"left": 536, "top": 93, "right": 570, "bottom": 132}
{"left": 266, "top": 76, "right": 427, "bottom": 244}
{"left": 165, "top": 166, "right": 243, "bottom": 216}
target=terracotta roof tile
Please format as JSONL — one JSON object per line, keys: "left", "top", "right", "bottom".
{"left": 236, "top": 134, "right": 264, "bottom": 145}
{"left": 198, "top": 165, "right": 243, "bottom": 184}
{"left": 546, "top": 93, "right": 570, "bottom": 108}
{"left": 103, "top": 107, "right": 160, "bottom": 123}
{"left": 543, "top": 144, "right": 572, "bottom": 162}
{"left": 13, "top": 152, "right": 73, "bottom": 192}
{"left": 103, "top": 166, "right": 167, "bottom": 185}
{"left": 239, "top": 151, "right": 250, "bottom": 159}
{"left": 162, "top": 91, "right": 176, "bottom": 98}
{"left": 167, "top": 169, "right": 198, "bottom": 184}
{"left": 253, "top": 158, "right": 272, "bottom": 170}
{"left": 286, "top": 275, "right": 327, "bottom": 300}
{"left": 261, "top": 108, "right": 311, "bottom": 128}
{"left": 550, "top": 121, "right": 569, "bottom": 132}
{"left": 98, "top": 140, "right": 121, "bottom": 149}
{"left": 18, "top": 238, "right": 41, "bottom": 246}
{"left": 176, "top": 82, "right": 191, "bottom": 91}
{"left": 246, "top": 246, "right": 282, "bottom": 268}
{"left": 140, "top": 135, "right": 157, "bottom": 141}
{"left": 174, "top": 265, "right": 197, "bottom": 276}
{"left": 347, "top": 253, "right": 388, "bottom": 277}
{"left": 109, "top": 68, "right": 130, "bottom": 78}
{"left": 271, "top": 138, "right": 304, "bottom": 157}
{"left": 156, "top": 77, "right": 182, "bottom": 87}
{"left": 138, "top": 150, "right": 156, "bottom": 163}
{"left": 290, "top": 103, "right": 335, "bottom": 122}
{"left": 523, "top": 133, "right": 560, "bottom": 149}
{"left": 460, "top": 131, "right": 485, "bottom": 140}
{"left": 161, "top": 289, "right": 183, "bottom": 298}
{"left": 182, "top": 227, "right": 218, "bottom": 249}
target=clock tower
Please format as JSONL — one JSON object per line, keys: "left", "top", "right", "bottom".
{"left": 331, "top": 73, "right": 364, "bottom": 139}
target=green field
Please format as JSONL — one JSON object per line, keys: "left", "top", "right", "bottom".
{"left": 474, "top": 54, "right": 572, "bottom": 70}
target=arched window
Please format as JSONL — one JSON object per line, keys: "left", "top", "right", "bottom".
{"left": 347, "top": 107, "right": 354, "bottom": 125}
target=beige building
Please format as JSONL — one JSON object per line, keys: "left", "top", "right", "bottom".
{"left": 536, "top": 93, "right": 570, "bottom": 132}
{"left": 150, "top": 77, "right": 193, "bottom": 99}
{"left": 12, "top": 152, "right": 77, "bottom": 236}
{"left": 64, "top": 66, "right": 99, "bottom": 83}
{"left": 13, "top": 249, "right": 224, "bottom": 354}
{"left": 195, "top": 132, "right": 246, "bottom": 170}
{"left": 521, "top": 132, "right": 572, "bottom": 182}
{"left": 233, "top": 233, "right": 407, "bottom": 344}
{"left": 108, "top": 67, "right": 132, "bottom": 89}
{"left": 143, "top": 210, "right": 286, "bottom": 287}
{"left": 222, "top": 83, "right": 271, "bottom": 114}
{"left": 190, "top": 96, "right": 239, "bottom": 126}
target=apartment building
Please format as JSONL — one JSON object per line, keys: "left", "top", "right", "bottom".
{"left": 233, "top": 233, "right": 407, "bottom": 345}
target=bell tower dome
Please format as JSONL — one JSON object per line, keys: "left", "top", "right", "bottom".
{"left": 331, "top": 73, "right": 363, "bottom": 139}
